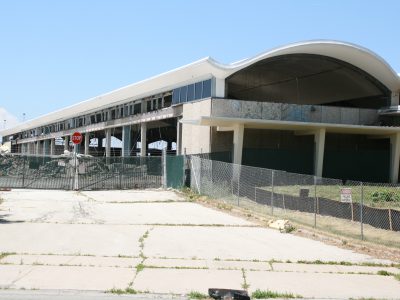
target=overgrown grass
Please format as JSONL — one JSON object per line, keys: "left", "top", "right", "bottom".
{"left": 251, "top": 289, "right": 301, "bottom": 299}
{"left": 187, "top": 291, "right": 208, "bottom": 299}
{"left": 106, "top": 287, "right": 137, "bottom": 295}
{"left": 261, "top": 185, "right": 400, "bottom": 209}
{"left": 394, "top": 274, "right": 400, "bottom": 281}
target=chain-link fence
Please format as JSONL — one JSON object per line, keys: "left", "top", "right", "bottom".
{"left": 189, "top": 156, "right": 400, "bottom": 248}
{"left": 0, "top": 154, "right": 162, "bottom": 190}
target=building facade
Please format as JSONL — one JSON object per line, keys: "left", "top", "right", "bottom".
{"left": 1, "top": 40, "right": 400, "bottom": 183}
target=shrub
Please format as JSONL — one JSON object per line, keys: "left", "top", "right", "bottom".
{"left": 370, "top": 190, "right": 400, "bottom": 203}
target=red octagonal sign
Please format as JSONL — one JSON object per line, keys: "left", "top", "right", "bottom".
{"left": 71, "top": 132, "right": 83, "bottom": 145}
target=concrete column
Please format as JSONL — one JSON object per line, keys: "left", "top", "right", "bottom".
{"left": 233, "top": 124, "right": 244, "bottom": 165}
{"left": 141, "top": 99, "right": 147, "bottom": 113}
{"left": 390, "top": 133, "right": 400, "bottom": 183}
{"left": 314, "top": 128, "right": 326, "bottom": 178}
{"left": 35, "top": 141, "right": 40, "bottom": 156}
{"left": 105, "top": 128, "right": 111, "bottom": 157}
{"left": 215, "top": 78, "right": 225, "bottom": 98}
{"left": 391, "top": 91, "right": 399, "bottom": 106}
{"left": 84, "top": 133, "right": 90, "bottom": 155}
{"left": 176, "top": 118, "right": 182, "bottom": 156}
{"left": 64, "top": 136, "right": 69, "bottom": 152}
{"left": 140, "top": 122, "right": 147, "bottom": 157}
{"left": 122, "top": 125, "right": 131, "bottom": 157}
{"left": 43, "top": 140, "right": 50, "bottom": 156}
{"left": 50, "top": 139, "right": 55, "bottom": 156}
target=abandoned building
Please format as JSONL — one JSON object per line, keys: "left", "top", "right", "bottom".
{"left": 1, "top": 40, "right": 400, "bottom": 183}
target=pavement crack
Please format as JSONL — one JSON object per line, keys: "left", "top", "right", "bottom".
{"left": 129, "top": 227, "right": 154, "bottom": 288}
{"left": 7, "top": 266, "right": 35, "bottom": 288}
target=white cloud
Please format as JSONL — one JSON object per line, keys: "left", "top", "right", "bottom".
{"left": 0, "top": 107, "right": 20, "bottom": 140}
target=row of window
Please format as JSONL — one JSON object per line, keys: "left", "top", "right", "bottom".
{"left": 11, "top": 79, "right": 213, "bottom": 141}
{"left": 16, "top": 93, "right": 172, "bottom": 140}
{"left": 172, "top": 79, "right": 212, "bottom": 105}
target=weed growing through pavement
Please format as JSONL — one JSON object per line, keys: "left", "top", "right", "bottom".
{"left": 106, "top": 287, "right": 137, "bottom": 295}
{"left": 136, "top": 263, "right": 145, "bottom": 273}
{"left": 241, "top": 268, "right": 250, "bottom": 290}
{"left": 377, "top": 270, "right": 393, "bottom": 276}
{"left": 187, "top": 291, "right": 208, "bottom": 299}
{"left": 251, "top": 289, "right": 301, "bottom": 299}
{"left": 0, "top": 252, "right": 15, "bottom": 261}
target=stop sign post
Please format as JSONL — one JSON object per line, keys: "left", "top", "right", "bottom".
{"left": 71, "top": 132, "right": 82, "bottom": 191}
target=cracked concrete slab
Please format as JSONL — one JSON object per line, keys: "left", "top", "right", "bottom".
{"left": 0, "top": 254, "right": 75, "bottom": 266}
{"left": 11, "top": 265, "right": 135, "bottom": 291}
{"left": 68, "top": 256, "right": 141, "bottom": 268}
{"left": 133, "top": 269, "right": 243, "bottom": 294}
{"left": 80, "top": 190, "right": 185, "bottom": 203}
{"left": 246, "top": 270, "right": 400, "bottom": 299}
{"left": 93, "top": 202, "right": 252, "bottom": 225}
{"left": 0, "top": 265, "right": 32, "bottom": 288}
{"left": 272, "top": 262, "right": 400, "bottom": 274}
{"left": 208, "top": 260, "right": 271, "bottom": 271}
{"left": 1, "top": 191, "right": 252, "bottom": 226}
{"left": 1, "top": 189, "right": 398, "bottom": 298}
{"left": 144, "top": 258, "right": 208, "bottom": 269}
{"left": 145, "top": 226, "right": 384, "bottom": 263}
{"left": 0, "top": 254, "right": 141, "bottom": 268}
{"left": 0, "top": 223, "right": 148, "bottom": 256}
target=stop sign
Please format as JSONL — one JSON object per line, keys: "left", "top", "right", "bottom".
{"left": 71, "top": 132, "right": 83, "bottom": 145}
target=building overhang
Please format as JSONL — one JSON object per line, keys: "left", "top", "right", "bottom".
{"left": 181, "top": 116, "right": 400, "bottom": 136}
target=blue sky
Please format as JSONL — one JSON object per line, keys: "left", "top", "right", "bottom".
{"left": 0, "top": 0, "right": 399, "bottom": 128}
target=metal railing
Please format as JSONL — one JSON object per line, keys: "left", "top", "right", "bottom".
{"left": 189, "top": 156, "right": 400, "bottom": 248}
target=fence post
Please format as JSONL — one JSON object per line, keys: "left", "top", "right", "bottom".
{"left": 314, "top": 176, "right": 317, "bottom": 229}
{"left": 237, "top": 175, "right": 240, "bottom": 206}
{"left": 74, "top": 149, "right": 79, "bottom": 191}
{"left": 360, "top": 182, "right": 364, "bottom": 240}
{"left": 22, "top": 155, "right": 26, "bottom": 188}
{"left": 271, "top": 170, "right": 274, "bottom": 216}
{"left": 162, "top": 147, "right": 167, "bottom": 189}
{"left": 389, "top": 209, "right": 393, "bottom": 231}
{"left": 119, "top": 158, "right": 123, "bottom": 189}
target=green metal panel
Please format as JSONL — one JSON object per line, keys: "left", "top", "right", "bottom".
{"left": 166, "top": 155, "right": 184, "bottom": 188}
{"left": 242, "top": 148, "right": 314, "bottom": 175}
{"left": 323, "top": 150, "right": 390, "bottom": 183}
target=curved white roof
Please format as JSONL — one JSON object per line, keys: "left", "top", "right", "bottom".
{"left": 2, "top": 40, "right": 400, "bottom": 136}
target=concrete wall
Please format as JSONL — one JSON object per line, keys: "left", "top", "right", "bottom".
{"left": 181, "top": 100, "right": 212, "bottom": 154}
{"left": 211, "top": 99, "right": 379, "bottom": 126}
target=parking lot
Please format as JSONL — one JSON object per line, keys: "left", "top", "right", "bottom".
{"left": 0, "top": 189, "right": 399, "bottom": 299}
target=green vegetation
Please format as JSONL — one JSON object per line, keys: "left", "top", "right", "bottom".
{"left": 135, "top": 263, "right": 145, "bottom": 273}
{"left": 241, "top": 268, "right": 250, "bottom": 290}
{"left": 251, "top": 289, "right": 301, "bottom": 299}
{"left": 261, "top": 185, "right": 400, "bottom": 209}
{"left": 187, "top": 291, "right": 208, "bottom": 299}
{"left": 371, "top": 190, "right": 400, "bottom": 204}
{"left": 0, "top": 252, "right": 15, "bottom": 261}
{"left": 106, "top": 287, "right": 137, "bottom": 295}
{"left": 376, "top": 270, "right": 392, "bottom": 276}
{"left": 394, "top": 274, "right": 400, "bottom": 281}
